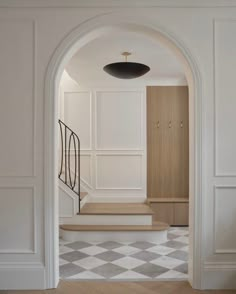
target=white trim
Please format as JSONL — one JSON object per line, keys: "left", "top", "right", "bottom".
{"left": 213, "top": 18, "right": 236, "bottom": 177}
{"left": 0, "top": 19, "right": 37, "bottom": 178}
{"left": 1, "top": 0, "right": 236, "bottom": 8}
{"left": 94, "top": 89, "right": 145, "bottom": 151}
{"left": 213, "top": 185, "right": 236, "bottom": 254}
{"left": 44, "top": 13, "right": 203, "bottom": 289}
{"left": 204, "top": 262, "right": 236, "bottom": 270}
{"left": 64, "top": 90, "right": 93, "bottom": 151}
{"left": 0, "top": 186, "right": 37, "bottom": 254}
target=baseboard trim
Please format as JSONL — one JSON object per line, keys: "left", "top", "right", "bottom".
{"left": 0, "top": 263, "right": 45, "bottom": 290}
{"left": 202, "top": 262, "right": 236, "bottom": 289}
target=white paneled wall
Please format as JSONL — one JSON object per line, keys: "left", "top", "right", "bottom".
{"left": 1, "top": 2, "right": 236, "bottom": 290}
{"left": 60, "top": 75, "right": 146, "bottom": 201}
{"left": 214, "top": 20, "right": 236, "bottom": 176}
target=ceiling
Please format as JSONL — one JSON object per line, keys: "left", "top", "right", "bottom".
{"left": 66, "top": 31, "right": 186, "bottom": 87}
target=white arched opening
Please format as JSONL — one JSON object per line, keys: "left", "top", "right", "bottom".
{"left": 44, "top": 14, "right": 203, "bottom": 289}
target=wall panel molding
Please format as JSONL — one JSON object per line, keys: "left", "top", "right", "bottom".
{"left": 0, "top": 19, "right": 37, "bottom": 178}
{"left": 95, "top": 154, "right": 143, "bottom": 190}
{"left": 95, "top": 89, "right": 144, "bottom": 151}
{"left": 0, "top": 186, "right": 36, "bottom": 254}
{"left": 64, "top": 91, "right": 92, "bottom": 150}
{"left": 213, "top": 19, "right": 236, "bottom": 177}
{"left": 213, "top": 185, "right": 236, "bottom": 254}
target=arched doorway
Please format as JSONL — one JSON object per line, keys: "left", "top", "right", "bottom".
{"left": 44, "top": 13, "right": 203, "bottom": 289}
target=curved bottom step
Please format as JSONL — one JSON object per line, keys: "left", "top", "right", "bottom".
{"left": 60, "top": 222, "right": 169, "bottom": 243}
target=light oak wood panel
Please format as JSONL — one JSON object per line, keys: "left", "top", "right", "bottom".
{"left": 147, "top": 198, "right": 189, "bottom": 203}
{"left": 147, "top": 86, "right": 189, "bottom": 199}
{"left": 60, "top": 222, "right": 169, "bottom": 231}
{"left": 80, "top": 203, "right": 154, "bottom": 215}
{"left": 150, "top": 202, "right": 174, "bottom": 224}
{"left": 174, "top": 203, "right": 189, "bottom": 225}
{"left": 5, "top": 280, "right": 236, "bottom": 294}
{"left": 149, "top": 202, "right": 189, "bottom": 226}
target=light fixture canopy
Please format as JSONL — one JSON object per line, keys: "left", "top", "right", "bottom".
{"left": 103, "top": 52, "right": 150, "bottom": 79}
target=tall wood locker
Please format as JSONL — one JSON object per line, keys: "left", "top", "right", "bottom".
{"left": 147, "top": 86, "right": 189, "bottom": 226}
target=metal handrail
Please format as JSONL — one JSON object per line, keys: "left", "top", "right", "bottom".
{"left": 58, "top": 119, "right": 80, "bottom": 213}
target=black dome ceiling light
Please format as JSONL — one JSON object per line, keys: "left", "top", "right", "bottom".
{"left": 103, "top": 52, "right": 150, "bottom": 79}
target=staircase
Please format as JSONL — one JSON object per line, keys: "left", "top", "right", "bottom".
{"left": 58, "top": 120, "right": 169, "bottom": 243}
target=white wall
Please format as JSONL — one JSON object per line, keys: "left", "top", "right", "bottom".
{"left": 60, "top": 72, "right": 146, "bottom": 201}
{"left": 0, "top": 1, "right": 236, "bottom": 290}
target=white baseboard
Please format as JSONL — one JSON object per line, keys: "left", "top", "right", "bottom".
{"left": 61, "top": 229, "right": 167, "bottom": 243}
{"left": 0, "top": 263, "right": 45, "bottom": 290}
{"left": 88, "top": 195, "right": 146, "bottom": 203}
{"left": 202, "top": 262, "right": 236, "bottom": 289}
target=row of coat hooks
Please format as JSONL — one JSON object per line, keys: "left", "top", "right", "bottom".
{"left": 153, "top": 121, "right": 184, "bottom": 128}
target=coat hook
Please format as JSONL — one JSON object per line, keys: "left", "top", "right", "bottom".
{"left": 153, "top": 121, "right": 160, "bottom": 128}
{"left": 169, "top": 121, "right": 172, "bottom": 128}
{"left": 180, "top": 121, "right": 183, "bottom": 128}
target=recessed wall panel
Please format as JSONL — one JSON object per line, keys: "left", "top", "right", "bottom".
{"left": 0, "top": 20, "right": 35, "bottom": 176}
{"left": 96, "top": 155, "right": 142, "bottom": 189}
{"left": 214, "top": 187, "right": 236, "bottom": 253}
{"left": 64, "top": 92, "right": 91, "bottom": 150}
{"left": 0, "top": 187, "right": 35, "bottom": 253}
{"left": 96, "top": 91, "right": 142, "bottom": 150}
{"left": 214, "top": 20, "right": 236, "bottom": 176}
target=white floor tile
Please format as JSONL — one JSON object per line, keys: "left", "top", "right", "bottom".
{"left": 73, "top": 256, "right": 106, "bottom": 270}
{"left": 112, "top": 245, "right": 141, "bottom": 255}
{"left": 79, "top": 246, "right": 107, "bottom": 256}
{"left": 111, "top": 256, "right": 145, "bottom": 270}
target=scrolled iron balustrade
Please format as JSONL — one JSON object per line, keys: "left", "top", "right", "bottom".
{"left": 58, "top": 119, "right": 81, "bottom": 213}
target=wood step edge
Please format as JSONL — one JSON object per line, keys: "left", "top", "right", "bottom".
{"left": 80, "top": 203, "right": 154, "bottom": 215}
{"left": 147, "top": 197, "right": 189, "bottom": 203}
{"left": 60, "top": 222, "right": 169, "bottom": 232}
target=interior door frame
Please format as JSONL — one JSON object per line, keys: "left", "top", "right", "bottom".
{"left": 44, "top": 12, "right": 203, "bottom": 289}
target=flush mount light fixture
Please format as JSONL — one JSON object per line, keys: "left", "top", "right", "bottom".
{"left": 103, "top": 52, "right": 150, "bottom": 79}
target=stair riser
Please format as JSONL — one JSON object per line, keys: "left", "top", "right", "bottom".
{"left": 60, "top": 229, "right": 167, "bottom": 243}
{"left": 61, "top": 215, "right": 152, "bottom": 225}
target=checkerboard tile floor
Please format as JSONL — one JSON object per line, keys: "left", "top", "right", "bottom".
{"left": 59, "top": 227, "right": 188, "bottom": 280}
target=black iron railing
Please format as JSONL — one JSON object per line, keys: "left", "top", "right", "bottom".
{"left": 58, "top": 119, "right": 81, "bottom": 213}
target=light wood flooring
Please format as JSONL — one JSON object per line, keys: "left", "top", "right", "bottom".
{"left": 2, "top": 281, "right": 236, "bottom": 294}
{"left": 80, "top": 203, "right": 154, "bottom": 215}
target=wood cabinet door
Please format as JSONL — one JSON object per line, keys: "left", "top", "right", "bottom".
{"left": 147, "top": 86, "right": 189, "bottom": 199}
{"left": 150, "top": 203, "right": 174, "bottom": 225}
{"left": 174, "top": 203, "right": 189, "bottom": 225}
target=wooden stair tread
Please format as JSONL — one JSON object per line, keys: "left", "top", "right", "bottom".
{"left": 60, "top": 222, "right": 169, "bottom": 232}
{"left": 80, "top": 192, "right": 88, "bottom": 200}
{"left": 147, "top": 197, "right": 189, "bottom": 203}
{"left": 80, "top": 203, "right": 154, "bottom": 215}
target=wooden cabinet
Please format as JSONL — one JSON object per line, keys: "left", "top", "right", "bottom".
{"left": 147, "top": 86, "right": 189, "bottom": 226}
{"left": 149, "top": 199, "right": 189, "bottom": 226}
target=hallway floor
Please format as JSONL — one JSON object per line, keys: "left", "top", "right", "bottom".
{"left": 59, "top": 227, "right": 188, "bottom": 280}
